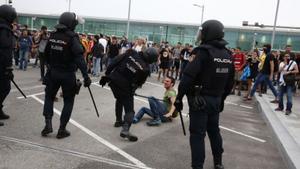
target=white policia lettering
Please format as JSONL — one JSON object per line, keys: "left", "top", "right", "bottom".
{"left": 49, "top": 39, "right": 67, "bottom": 45}
{"left": 214, "top": 58, "right": 232, "bottom": 64}
{"left": 126, "top": 63, "right": 137, "bottom": 73}
{"left": 128, "top": 56, "right": 143, "bottom": 70}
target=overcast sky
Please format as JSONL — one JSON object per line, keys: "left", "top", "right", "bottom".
{"left": 1, "top": 0, "right": 300, "bottom": 27}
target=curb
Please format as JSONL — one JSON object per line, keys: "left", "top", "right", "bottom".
{"left": 255, "top": 95, "right": 300, "bottom": 169}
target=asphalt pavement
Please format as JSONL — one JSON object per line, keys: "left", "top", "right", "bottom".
{"left": 0, "top": 66, "right": 289, "bottom": 169}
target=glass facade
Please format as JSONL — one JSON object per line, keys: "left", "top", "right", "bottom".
{"left": 18, "top": 14, "right": 300, "bottom": 51}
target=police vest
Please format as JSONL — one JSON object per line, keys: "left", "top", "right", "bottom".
{"left": 109, "top": 52, "right": 149, "bottom": 90}
{"left": 0, "top": 23, "right": 13, "bottom": 49}
{"left": 196, "top": 44, "right": 233, "bottom": 97}
{"left": 47, "top": 31, "right": 76, "bottom": 71}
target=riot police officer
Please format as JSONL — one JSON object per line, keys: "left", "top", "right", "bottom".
{"left": 174, "top": 20, "right": 234, "bottom": 169}
{"left": 41, "top": 12, "right": 91, "bottom": 139}
{"left": 0, "top": 5, "right": 17, "bottom": 126}
{"left": 100, "top": 48, "right": 158, "bottom": 142}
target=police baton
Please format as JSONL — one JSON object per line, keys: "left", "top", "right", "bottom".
{"left": 134, "top": 93, "right": 164, "bottom": 102}
{"left": 178, "top": 110, "right": 186, "bottom": 136}
{"left": 11, "top": 79, "right": 27, "bottom": 99}
{"left": 87, "top": 86, "right": 99, "bottom": 118}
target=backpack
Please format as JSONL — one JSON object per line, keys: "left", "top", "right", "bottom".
{"left": 91, "top": 43, "right": 104, "bottom": 58}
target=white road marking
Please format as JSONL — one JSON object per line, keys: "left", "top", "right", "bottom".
{"left": 11, "top": 84, "right": 44, "bottom": 93}
{"left": 219, "top": 125, "right": 266, "bottom": 143}
{"left": 30, "top": 94, "right": 148, "bottom": 168}
{"left": 239, "top": 105, "right": 254, "bottom": 109}
{"left": 145, "top": 81, "right": 163, "bottom": 88}
{"left": 0, "top": 136, "right": 152, "bottom": 169}
{"left": 224, "top": 101, "right": 238, "bottom": 106}
{"left": 178, "top": 111, "right": 265, "bottom": 143}
{"left": 94, "top": 83, "right": 262, "bottom": 143}
{"left": 17, "top": 92, "right": 45, "bottom": 99}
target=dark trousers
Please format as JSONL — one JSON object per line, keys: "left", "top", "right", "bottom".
{"left": 39, "top": 52, "right": 46, "bottom": 79}
{"left": 43, "top": 69, "right": 76, "bottom": 128}
{"left": 179, "top": 60, "right": 188, "bottom": 80}
{"left": 14, "top": 49, "right": 19, "bottom": 66}
{"left": 0, "top": 78, "right": 11, "bottom": 112}
{"left": 115, "top": 95, "right": 134, "bottom": 124}
{"left": 188, "top": 95, "right": 223, "bottom": 169}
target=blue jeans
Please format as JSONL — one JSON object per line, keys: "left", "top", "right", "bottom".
{"left": 250, "top": 73, "right": 278, "bottom": 98}
{"left": 92, "top": 57, "right": 101, "bottom": 76}
{"left": 278, "top": 85, "right": 293, "bottom": 111}
{"left": 135, "top": 97, "right": 167, "bottom": 121}
{"left": 19, "top": 50, "right": 29, "bottom": 70}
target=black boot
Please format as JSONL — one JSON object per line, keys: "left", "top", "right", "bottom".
{"left": 214, "top": 156, "right": 224, "bottom": 169}
{"left": 56, "top": 125, "right": 70, "bottom": 139}
{"left": 120, "top": 123, "right": 138, "bottom": 142}
{"left": 41, "top": 119, "right": 53, "bottom": 136}
{"left": 0, "top": 121, "right": 4, "bottom": 126}
{"left": 0, "top": 110, "right": 10, "bottom": 120}
{"left": 114, "top": 121, "right": 124, "bottom": 127}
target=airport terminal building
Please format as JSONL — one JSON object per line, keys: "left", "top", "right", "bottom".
{"left": 18, "top": 13, "right": 300, "bottom": 51}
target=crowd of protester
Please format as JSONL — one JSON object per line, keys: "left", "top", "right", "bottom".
{"left": 11, "top": 24, "right": 300, "bottom": 115}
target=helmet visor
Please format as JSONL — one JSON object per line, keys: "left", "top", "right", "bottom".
{"left": 195, "top": 27, "right": 202, "bottom": 44}
{"left": 76, "top": 15, "right": 85, "bottom": 24}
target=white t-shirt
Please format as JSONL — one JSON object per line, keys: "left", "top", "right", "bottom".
{"left": 99, "top": 38, "right": 107, "bottom": 54}
{"left": 279, "top": 61, "right": 297, "bottom": 86}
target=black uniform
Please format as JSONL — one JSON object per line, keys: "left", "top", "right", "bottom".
{"left": 100, "top": 48, "right": 158, "bottom": 142}
{"left": 42, "top": 12, "right": 91, "bottom": 139}
{"left": 175, "top": 20, "right": 234, "bottom": 169}
{"left": 0, "top": 5, "right": 17, "bottom": 126}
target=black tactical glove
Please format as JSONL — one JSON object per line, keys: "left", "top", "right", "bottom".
{"left": 194, "top": 96, "right": 206, "bottom": 110}
{"left": 99, "top": 76, "right": 110, "bottom": 87}
{"left": 83, "top": 77, "right": 91, "bottom": 87}
{"left": 174, "top": 99, "right": 183, "bottom": 112}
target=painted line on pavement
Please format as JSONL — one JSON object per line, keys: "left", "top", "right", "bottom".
{"left": 219, "top": 125, "right": 266, "bottom": 143}
{"left": 0, "top": 136, "right": 152, "bottom": 169}
{"left": 17, "top": 92, "right": 45, "bottom": 99}
{"left": 239, "top": 105, "right": 254, "bottom": 109}
{"left": 225, "top": 101, "right": 253, "bottom": 109}
{"left": 30, "top": 94, "right": 148, "bottom": 168}
{"left": 11, "top": 84, "right": 44, "bottom": 93}
{"left": 94, "top": 82, "right": 262, "bottom": 142}
{"left": 145, "top": 81, "right": 164, "bottom": 88}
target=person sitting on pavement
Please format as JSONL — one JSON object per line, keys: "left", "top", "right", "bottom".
{"left": 133, "top": 76, "right": 178, "bottom": 126}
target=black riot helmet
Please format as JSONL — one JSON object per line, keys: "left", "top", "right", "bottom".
{"left": 199, "top": 20, "right": 224, "bottom": 43}
{"left": 142, "top": 47, "right": 159, "bottom": 64}
{"left": 0, "top": 5, "right": 17, "bottom": 24}
{"left": 58, "top": 12, "right": 84, "bottom": 31}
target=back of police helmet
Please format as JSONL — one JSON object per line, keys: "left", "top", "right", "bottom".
{"left": 58, "top": 12, "right": 84, "bottom": 31}
{"left": 0, "top": 5, "right": 17, "bottom": 24}
{"left": 143, "top": 47, "right": 158, "bottom": 64}
{"left": 200, "top": 20, "right": 224, "bottom": 43}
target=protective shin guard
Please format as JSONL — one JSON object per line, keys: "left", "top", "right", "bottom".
{"left": 41, "top": 119, "right": 53, "bottom": 136}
